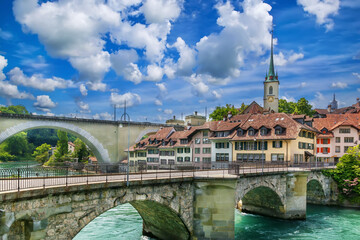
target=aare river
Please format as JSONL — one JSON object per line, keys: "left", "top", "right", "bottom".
{"left": 74, "top": 204, "right": 360, "bottom": 240}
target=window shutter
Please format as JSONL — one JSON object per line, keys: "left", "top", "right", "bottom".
{"left": 328, "top": 139, "right": 331, "bottom": 144}
{"left": 317, "top": 148, "right": 319, "bottom": 153}
{"left": 265, "top": 141, "right": 268, "bottom": 150}
{"left": 254, "top": 142, "right": 258, "bottom": 150}
{"left": 240, "top": 142, "right": 243, "bottom": 150}
{"left": 321, "top": 139, "right": 324, "bottom": 144}
{"left": 321, "top": 148, "right": 323, "bottom": 153}
{"left": 280, "top": 141, "right": 283, "bottom": 148}
{"left": 328, "top": 147, "right": 330, "bottom": 153}
{"left": 317, "top": 139, "right": 319, "bottom": 144}
{"left": 272, "top": 141, "right": 275, "bottom": 148}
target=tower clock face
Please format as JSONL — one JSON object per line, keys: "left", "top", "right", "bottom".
{"left": 268, "top": 96, "right": 274, "bottom": 102}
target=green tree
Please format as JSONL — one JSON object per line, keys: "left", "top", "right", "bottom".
{"left": 238, "top": 103, "right": 248, "bottom": 114}
{"left": 73, "top": 138, "right": 89, "bottom": 162}
{"left": 0, "top": 105, "right": 29, "bottom": 114}
{"left": 209, "top": 104, "right": 240, "bottom": 121}
{"left": 32, "top": 143, "right": 51, "bottom": 164}
{"left": 279, "top": 98, "right": 316, "bottom": 116}
{"left": 324, "top": 145, "right": 360, "bottom": 203}
{"left": 0, "top": 152, "right": 16, "bottom": 162}
{"left": 55, "top": 130, "right": 68, "bottom": 159}
{"left": 4, "top": 132, "right": 30, "bottom": 157}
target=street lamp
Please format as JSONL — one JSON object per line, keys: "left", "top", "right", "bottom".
{"left": 120, "top": 101, "right": 130, "bottom": 187}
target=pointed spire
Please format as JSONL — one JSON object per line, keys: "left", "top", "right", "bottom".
{"left": 333, "top": 93, "right": 336, "bottom": 101}
{"left": 268, "top": 29, "right": 275, "bottom": 78}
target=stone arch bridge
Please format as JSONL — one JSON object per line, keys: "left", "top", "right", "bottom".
{"left": 0, "top": 113, "right": 179, "bottom": 163}
{"left": 0, "top": 170, "right": 336, "bottom": 240}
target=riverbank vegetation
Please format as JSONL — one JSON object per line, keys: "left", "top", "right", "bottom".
{"left": 323, "top": 145, "right": 360, "bottom": 204}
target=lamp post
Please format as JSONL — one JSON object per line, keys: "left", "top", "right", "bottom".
{"left": 120, "top": 101, "right": 130, "bottom": 187}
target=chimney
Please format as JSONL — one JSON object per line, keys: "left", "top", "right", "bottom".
{"left": 327, "top": 105, "right": 332, "bottom": 113}
{"left": 173, "top": 115, "right": 176, "bottom": 120}
{"left": 227, "top": 110, "right": 232, "bottom": 120}
{"left": 357, "top": 98, "right": 359, "bottom": 103}
{"left": 195, "top": 111, "right": 198, "bottom": 116}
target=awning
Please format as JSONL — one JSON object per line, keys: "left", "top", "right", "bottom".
{"left": 305, "top": 151, "right": 314, "bottom": 157}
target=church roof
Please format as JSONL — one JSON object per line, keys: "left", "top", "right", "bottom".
{"left": 265, "top": 31, "right": 278, "bottom": 82}
{"left": 242, "top": 101, "right": 264, "bottom": 114}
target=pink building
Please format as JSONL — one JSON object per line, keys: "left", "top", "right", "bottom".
{"left": 314, "top": 114, "right": 360, "bottom": 163}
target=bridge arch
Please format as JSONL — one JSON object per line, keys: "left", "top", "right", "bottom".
{"left": 134, "top": 128, "right": 159, "bottom": 142}
{"left": 0, "top": 121, "right": 111, "bottom": 163}
{"left": 307, "top": 179, "right": 326, "bottom": 204}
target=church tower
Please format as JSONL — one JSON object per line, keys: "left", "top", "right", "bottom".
{"left": 263, "top": 31, "right": 279, "bottom": 113}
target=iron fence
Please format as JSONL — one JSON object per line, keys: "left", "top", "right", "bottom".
{"left": 0, "top": 161, "right": 335, "bottom": 193}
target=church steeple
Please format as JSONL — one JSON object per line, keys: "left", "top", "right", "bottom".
{"left": 265, "top": 30, "right": 278, "bottom": 82}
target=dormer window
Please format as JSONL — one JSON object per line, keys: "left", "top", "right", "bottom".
{"left": 248, "top": 128, "right": 255, "bottom": 136}
{"left": 260, "top": 127, "right": 268, "bottom": 136}
{"left": 170, "top": 140, "right": 174, "bottom": 146}
{"left": 162, "top": 140, "right": 166, "bottom": 146}
{"left": 321, "top": 128, "right": 328, "bottom": 134}
{"left": 237, "top": 129, "right": 244, "bottom": 136}
{"left": 275, "top": 126, "right": 284, "bottom": 135}
{"left": 180, "top": 139, "right": 188, "bottom": 144}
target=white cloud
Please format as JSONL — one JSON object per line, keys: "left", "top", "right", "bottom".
{"left": 196, "top": 0, "right": 273, "bottom": 79}
{"left": 79, "top": 84, "right": 88, "bottom": 96}
{"left": 297, "top": 0, "right": 340, "bottom": 31}
{"left": 357, "top": 88, "right": 360, "bottom": 92}
{"left": 156, "top": 83, "right": 167, "bottom": 93}
{"left": 300, "top": 82, "right": 307, "bottom": 88}
{"left": 0, "top": 28, "right": 13, "bottom": 40}
{"left": 353, "top": 72, "right": 360, "bottom": 79}
{"left": 20, "top": 55, "right": 48, "bottom": 70}
{"left": 13, "top": 0, "right": 119, "bottom": 87}
{"left": 45, "top": 112, "right": 55, "bottom": 117}
{"left": 272, "top": 52, "right": 304, "bottom": 66}
{"left": 163, "top": 109, "right": 173, "bottom": 115}
{"left": 169, "top": 37, "right": 196, "bottom": 76}
{"left": 110, "top": 92, "right": 141, "bottom": 107}
{"left": 331, "top": 81, "right": 348, "bottom": 89}
{"left": 0, "top": 81, "right": 34, "bottom": 100}
{"left": 33, "top": 95, "right": 57, "bottom": 112}
{"left": 0, "top": 55, "right": 8, "bottom": 81}
{"left": 87, "top": 82, "right": 107, "bottom": 91}
{"left": 281, "top": 96, "right": 296, "bottom": 102}
{"left": 192, "top": 81, "right": 209, "bottom": 97}
{"left": 154, "top": 99, "right": 163, "bottom": 106}
{"left": 8, "top": 67, "right": 74, "bottom": 91}
{"left": 110, "top": 49, "right": 143, "bottom": 84}
{"left": 93, "top": 112, "right": 113, "bottom": 120}
{"left": 76, "top": 100, "right": 90, "bottom": 113}
{"left": 211, "top": 90, "right": 222, "bottom": 99}
{"left": 141, "top": 0, "right": 183, "bottom": 24}
{"left": 146, "top": 64, "right": 164, "bottom": 81}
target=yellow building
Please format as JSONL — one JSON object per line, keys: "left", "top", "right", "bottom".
{"left": 230, "top": 113, "right": 317, "bottom": 164}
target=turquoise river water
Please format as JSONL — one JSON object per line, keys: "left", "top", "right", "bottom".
{"left": 74, "top": 204, "right": 360, "bottom": 240}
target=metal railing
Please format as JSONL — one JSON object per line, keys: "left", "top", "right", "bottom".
{"left": 0, "top": 161, "right": 334, "bottom": 193}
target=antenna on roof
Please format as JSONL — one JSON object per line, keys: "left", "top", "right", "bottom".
{"left": 181, "top": 112, "right": 183, "bottom": 120}
{"left": 205, "top": 106, "right": 207, "bottom": 121}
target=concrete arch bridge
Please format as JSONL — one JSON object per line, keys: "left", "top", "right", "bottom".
{"left": 0, "top": 113, "right": 174, "bottom": 163}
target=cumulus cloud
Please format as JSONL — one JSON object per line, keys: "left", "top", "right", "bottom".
{"left": 297, "top": 0, "right": 340, "bottom": 31}
{"left": 169, "top": 37, "right": 196, "bottom": 76}
{"left": 0, "top": 55, "right": 8, "bottom": 81}
{"left": 196, "top": 0, "right": 273, "bottom": 79}
{"left": 110, "top": 92, "right": 141, "bottom": 107}
{"left": 146, "top": 64, "right": 164, "bottom": 81}
{"left": 33, "top": 95, "right": 57, "bottom": 112}
{"left": 0, "top": 81, "right": 34, "bottom": 100}
{"left": 79, "top": 84, "right": 88, "bottom": 96}
{"left": 76, "top": 100, "right": 90, "bottom": 113}
{"left": 87, "top": 82, "right": 107, "bottom": 91}
{"left": 156, "top": 82, "right": 167, "bottom": 93}
{"left": 331, "top": 81, "right": 348, "bottom": 89}
{"left": 281, "top": 96, "right": 296, "bottom": 102}
{"left": 8, "top": 67, "right": 75, "bottom": 91}
{"left": 154, "top": 99, "right": 163, "bottom": 106}
{"left": 211, "top": 90, "right": 222, "bottom": 99}
{"left": 110, "top": 49, "right": 142, "bottom": 84}
{"left": 163, "top": 109, "right": 173, "bottom": 115}
{"left": 93, "top": 112, "right": 113, "bottom": 120}
{"left": 141, "top": 0, "right": 183, "bottom": 24}
{"left": 271, "top": 52, "right": 304, "bottom": 66}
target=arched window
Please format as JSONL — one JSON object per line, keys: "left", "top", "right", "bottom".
{"left": 269, "top": 86, "right": 273, "bottom": 95}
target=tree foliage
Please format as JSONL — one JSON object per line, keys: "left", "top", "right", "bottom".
{"left": 0, "top": 152, "right": 16, "bottom": 162}
{"left": 73, "top": 138, "right": 89, "bottom": 162}
{"left": 0, "top": 105, "right": 29, "bottom": 114}
{"left": 209, "top": 104, "right": 240, "bottom": 121}
{"left": 32, "top": 143, "right": 51, "bottom": 164}
{"left": 55, "top": 130, "right": 69, "bottom": 159}
{"left": 279, "top": 98, "right": 316, "bottom": 116}
{"left": 324, "top": 145, "right": 360, "bottom": 203}
{"left": 4, "top": 132, "right": 31, "bottom": 156}
{"left": 238, "top": 103, "right": 248, "bottom": 114}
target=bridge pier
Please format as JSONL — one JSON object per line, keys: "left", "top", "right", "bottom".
{"left": 193, "top": 179, "right": 236, "bottom": 240}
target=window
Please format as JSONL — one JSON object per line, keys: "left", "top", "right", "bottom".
{"left": 216, "top": 153, "right": 229, "bottom": 162}
{"left": 203, "top": 131, "right": 208, "bottom": 137}
{"left": 137, "top": 152, "right": 146, "bottom": 157}
{"left": 247, "top": 142, "right": 256, "bottom": 150}
{"left": 177, "top": 148, "right": 183, "bottom": 154}
{"left": 236, "top": 153, "right": 243, "bottom": 161}
{"left": 237, "top": 129, "right": 245, "bottom": 136}
{"left": 339, "top": 128, "right": 350, "bottom": 134}
{"left": 271, "top": 154, "right": 284, "bottom": 162}
{"left": 275, "top": 127, "right": 283, "bottom": 135}
{"left": 184, "top": 148, "right": 191, "bottom": 153}
{"left": 203, "top": 138, "right": 210, "bottom": 144}
{"left": 161, "top": 159, "right": 167, "bottom": 165}
{"left": 336, "top": 137, "right": 340, "bottom": 143}
{"left": 203, "top": 148, "right": 211, "bottom": 154}
{"left": 335, "top": 146, "right": 340, "bottom": 153}
{"left": 260, "top": 128, "right": 268, "bottom": 136}
{"left": 195, "top": 148, "right": 200, "bottom": 154}
{"left": 269, "top": 86, "right": 273, "bottom": 95}
{"left": 215, "top": 142, "right": 229, "bottom": 148}
{"left": 177, "top": 157, "right": 183, "bottom": 162}
{"left": 130, "top": 152, "right": 134, "bottom": 157}
{"left": 323, "top": 148, "right": 329, "bottom": 154}
{"left": 168, "top": 159, "right": 175, "bottom": 165}
{"left": 148, "top": 149, "right": 159, "bottom": 154}
{"left": 194, "top": 157, "right": 200, "bottom": 162}
{"left": 272, "top": 141, "right": 283, "bottom": 148}
{"left": 180, "top": 139, "right": 188, "bottom": 144}
{"left": 185, "top": 157, "right": 191, "bottom": 162}
{"left": 259, "top": 141, "right": 268, "bottom": 150}
{"left": 344, "top": 137, "right": 354, "bottom": 143}
{"left": 147, "top": 158, "right": 159, "bottom": 163}
{"left": 203, "top": 157, "right": 211, "bottom": 163}
{"left": 248, "top": 129, "right": 255, "bottom": 136}
{"left": 195, "top": 138, "right": 201, "bottom": 144}
{"left": 215, "top": 131, "right": 230, "bottom": 137}
{"left": 323, "top": 139, "right": 329, "bottom": 144}
{"left": 344, "top": 146, "right": 349, "bottom": 153}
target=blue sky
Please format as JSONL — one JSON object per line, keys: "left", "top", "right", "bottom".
{"left": 0, "top": 0, "right": 359, "bottom": 122}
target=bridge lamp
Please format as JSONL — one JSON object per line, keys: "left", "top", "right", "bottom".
{"left": 120, "top": 100, "right": 131, "bottom": 187}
